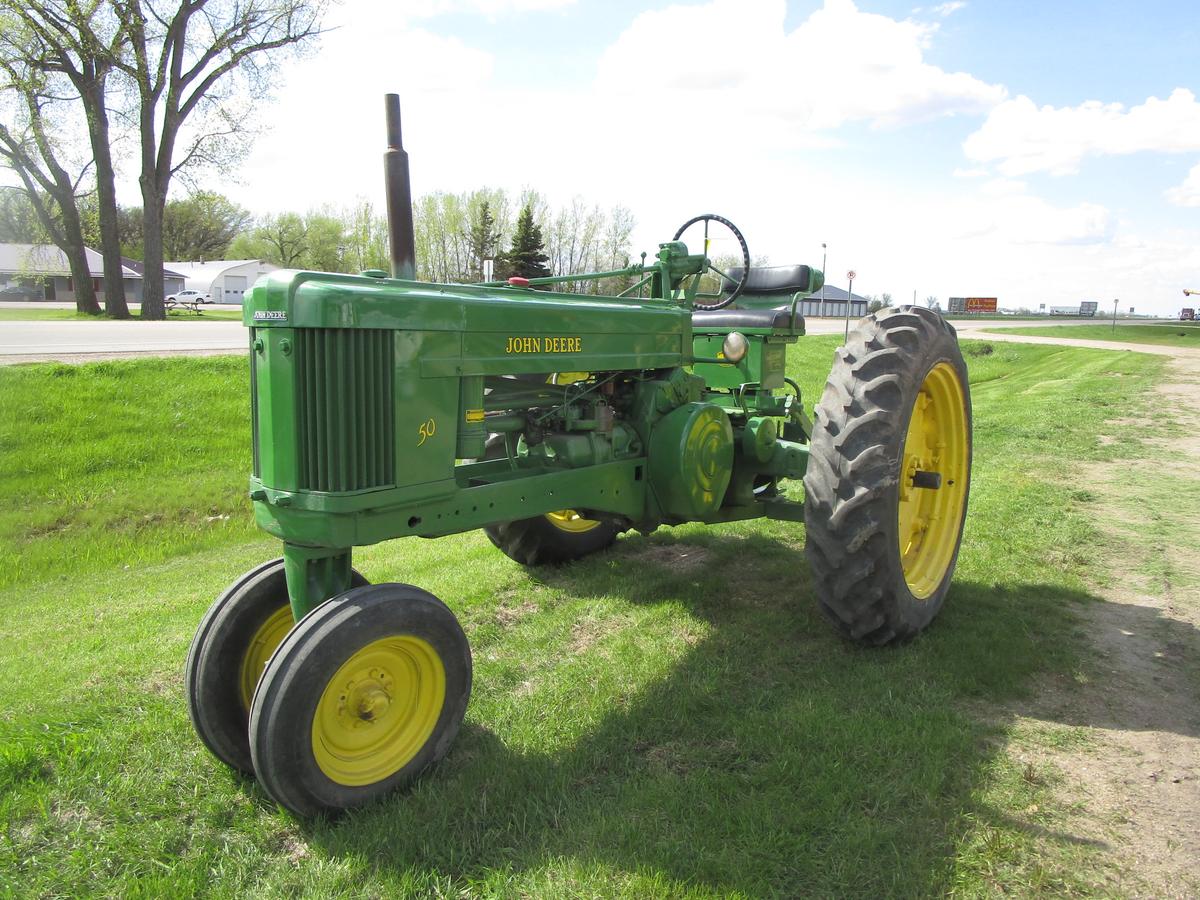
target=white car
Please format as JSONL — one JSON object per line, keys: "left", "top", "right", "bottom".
{"left": 166, "top": 289, "right": 212, "bottom": 305}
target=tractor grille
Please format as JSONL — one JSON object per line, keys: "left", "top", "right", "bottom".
{"left": 295, "top": 328, "right": 395, "bottom": 492}
{"left": 249, "top": 329, "right": 261, "bottom": 479}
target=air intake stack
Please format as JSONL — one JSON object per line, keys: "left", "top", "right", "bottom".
{"left": 383, "top": 93, "right": 416, "bottom": 280}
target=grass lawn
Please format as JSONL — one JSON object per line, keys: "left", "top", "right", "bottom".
{"left": 0, "top": 307, "right": 243, "bottom": 322}
{"left": 0, "top": 338, "right": 1167, "bottom": 896}
{"left": 998, "top": 322, "right": 1200, "bottom": 347}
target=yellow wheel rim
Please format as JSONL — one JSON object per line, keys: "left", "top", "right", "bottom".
{"left": 312, "top": 635, "right": 446, "bottom": 786}
{"left": 897, "top": 361, "right": 969, "bottom": 599}
{"left": 238, "top": 606, "right": 294, "bottom": 711}
{"left": 544, "top": 509, "right": 601, "bottom": 533}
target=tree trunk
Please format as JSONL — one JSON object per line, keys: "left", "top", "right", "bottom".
{"left": 60, "top": 206, "right": 100, "bottom": 315}
{"left": 83, "top": 80, "right": 130, "bottom": 319}
{"left": 140, "top": 181, "right": 166, "bottom": 319}
{"left": 12, "top": 170, "right": 100, "bottom": 315}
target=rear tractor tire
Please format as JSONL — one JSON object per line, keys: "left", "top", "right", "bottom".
{"left": 185, "top": 559, "right": 368, "bottom": 773}
{"left": 485, "top": 510, "right": 620, "bottom": 566}
{"left": 481, "top": 435, "right": 621, "bottom": 565}
{"left": 803, "top": 306, "right": 972, "bottom": 644}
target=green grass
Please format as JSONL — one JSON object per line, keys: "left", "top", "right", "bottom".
{"left": 997, "top": 322, "right": 1200, "bottom": 346}
{"left": 0, "top": 307, "right": 243, "bottom": 321}
{"left": 0, "top": 340, "right": 1168, "bottom": 896}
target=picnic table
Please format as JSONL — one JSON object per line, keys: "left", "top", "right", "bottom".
{"left": 165, "top": 297, "right": 208, "bottom": 314}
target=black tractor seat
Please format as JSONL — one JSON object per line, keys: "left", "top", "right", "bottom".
{"left": 721, "top": 264, "right": 815, "bottom": 295}
{"left": 691, "top": 306, "right": 801, "bottom": 331}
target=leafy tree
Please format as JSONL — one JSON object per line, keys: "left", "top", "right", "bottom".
{"left": 118, "top": 192, "right": 250, "bottom": 262}
{"left": 0, "top": 59, "right": 101, "bottom": 314}
{"left": 497, "top": 203, "right": 550, "bottom": 284}
{"left": 229, "top": 213, "right": 309, "bottom": 267}
{"left": 341, "top": 200, "right": 389, "bottom": 273}
{"left": 111, "top": 0, "right": 327, "bottom": 319}
{"left": 228, "top": 209, "right": 349, "bottom": 272}
{"left": 868, "top": 299, "right": 884, "bottom": 313}
{"left": 160, "top": 192, "right": 251, "bottom": 261}
{"left": 880, "top": 292, "right": 893, "bottom": 306}
{"left": 0, "top": 187, "right": 51, "bottom": 243}
{"left": 300, "top": 210, "right": 346, "bottom": 272}
{"left": 1, "top": 0, "right": 130, "bottom": 316}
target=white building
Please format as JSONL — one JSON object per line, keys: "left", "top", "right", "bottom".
{"left": 0, "top": 242, "right": 186, "bottom": 303}
{"left": 163, "top": 259, "right": 279, "bottom": 305}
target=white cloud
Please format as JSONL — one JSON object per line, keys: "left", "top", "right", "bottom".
{"left": 963, "top": 88, "right": 1200, "bottom": 176}
{"left": 596, "top": 0, "right": 1005, "bottom": 135}
{"left": 1166, "top": 162, "right": 1200, "bottom": 207}
{"left": 932, "top": 2, "right": 967, "bottom": 16}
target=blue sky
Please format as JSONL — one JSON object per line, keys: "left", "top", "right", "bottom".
{"left": 229, "top": 0, "right": 1200, "bottom": 314}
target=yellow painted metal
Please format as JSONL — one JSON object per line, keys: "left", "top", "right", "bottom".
{"left": 897, "top": 362, "right": 968, "bottom": 599}
{"left": 238, "top": 606, "right": 294, "bottom": 710}
{"left": 311, "top": 635, "right": 446, "bottom": 786}
{"left": 544, "top": 509, "right": 601, "bottom": 533}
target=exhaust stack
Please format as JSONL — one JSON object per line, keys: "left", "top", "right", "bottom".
{"left": 383, "top": 94, "right": 416, "bottom": 280}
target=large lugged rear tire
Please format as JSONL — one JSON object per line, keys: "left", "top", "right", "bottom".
{"left": 803, "top": 306, "right": 972, "bottom": 644}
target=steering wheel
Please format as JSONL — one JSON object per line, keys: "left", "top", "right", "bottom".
{"left": 672, "top": 213, "right": 751, "bottom": 311}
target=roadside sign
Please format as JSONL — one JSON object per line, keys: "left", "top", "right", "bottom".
{"left": 847, "top": 270, "right": 856, "bottom": 281}
{"left": 964, "top": 297, "right": 998, "bottom": 313}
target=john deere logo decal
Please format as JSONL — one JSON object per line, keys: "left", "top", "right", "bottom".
{"left": 504, "top": 336, "right": 581, "bottom": 353}
{"left": 253, "top": 310, "right": 287, "bottom": 321}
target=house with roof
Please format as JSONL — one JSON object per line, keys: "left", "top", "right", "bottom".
{"left": 0, "top": 242, "right": 185, "bottom": 302}
{"left": 162, "top": 259, "right": 279, "bottom": 305}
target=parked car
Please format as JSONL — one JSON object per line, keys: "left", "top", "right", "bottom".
{"left": 166, "top": 289, "right": 212, "bottom": 306}
{"left": 0, "top": 282, "right": 45, "bottom": 301}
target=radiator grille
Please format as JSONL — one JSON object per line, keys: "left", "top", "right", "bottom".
{"left": 249, "top": 329, "right": 261, "bottom": 479}
{"left": 295, "top": 328, "right": 395, "bottom": 492}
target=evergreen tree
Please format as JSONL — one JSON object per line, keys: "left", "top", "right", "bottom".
{"left": 497, "top": 203, "right": 551, "bottom": 284}
{"left": 465, "top": 200, "right": 499, "bottom": 281}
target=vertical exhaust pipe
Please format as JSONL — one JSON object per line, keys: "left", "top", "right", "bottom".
{"left": 384, "top": 93, "right": 416, "bottom": 280}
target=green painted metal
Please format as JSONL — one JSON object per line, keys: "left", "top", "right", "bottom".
{"left": 244, "top": 226, "right": 823, "bottom": 616}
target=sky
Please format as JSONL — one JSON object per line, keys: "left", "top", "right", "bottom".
{"left": 208, "top": 0, "right": 1200, "bottom": 315}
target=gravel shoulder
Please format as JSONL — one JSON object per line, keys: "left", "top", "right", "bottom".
{"left": 999, "top": 352, "right": 1200, "bottom": 896}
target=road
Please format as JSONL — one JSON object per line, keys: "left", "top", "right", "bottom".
{"left": 0, "top": 308, "right": 1188, "bottom": 364}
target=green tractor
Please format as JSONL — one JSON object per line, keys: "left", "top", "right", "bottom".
{"left": 185, "top": 96, "right": 972, "bottom": 817}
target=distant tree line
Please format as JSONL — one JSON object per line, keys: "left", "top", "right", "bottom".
{"left": 0, "top": 186, "right": 637, "bottom": 294}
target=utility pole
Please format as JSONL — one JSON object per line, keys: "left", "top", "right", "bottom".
{"left": 1112, "top": 298, "right": 1119, "bottom": 334}
{"left": 845, "top": 270, "right": 856, "bottom": 341}
{"left": 819, "top": 242, "right": 827, "bottom": 315}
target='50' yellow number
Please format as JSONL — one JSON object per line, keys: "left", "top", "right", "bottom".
{"left": 417, "top": 418, "right": 437, "bottom": 446}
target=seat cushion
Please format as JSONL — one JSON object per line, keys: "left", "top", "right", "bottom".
{"left": 722, "top": 264, "right": 815, "bottom": 296}
{"left": 692, "top": 306, "right": 800, "bottom": 330}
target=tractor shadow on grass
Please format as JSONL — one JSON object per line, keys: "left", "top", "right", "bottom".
{"left": 303, "top": 529, "right": 1200, "bottom": 895}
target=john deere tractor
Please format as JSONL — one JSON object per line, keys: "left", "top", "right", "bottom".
{"left": 185, "top": 96, "right": 972, "bottom": 817}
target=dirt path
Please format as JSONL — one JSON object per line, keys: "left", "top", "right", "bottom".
{"left": 1006, "top": 352, "right": 1200, "bottom": 896}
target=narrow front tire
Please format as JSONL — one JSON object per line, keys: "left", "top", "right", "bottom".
{"left": 248, "top": 583, "right": 472, "bottom": 817}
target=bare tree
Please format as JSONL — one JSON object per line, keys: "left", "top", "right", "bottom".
{"left": 1, "top": 1, "right": 131, "bottom": 317}
{"left": 110, "top": 0, "right": 328, "bottom": 318}
{"left": 0, "top": 60, "right": 101, "bottom": 314}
